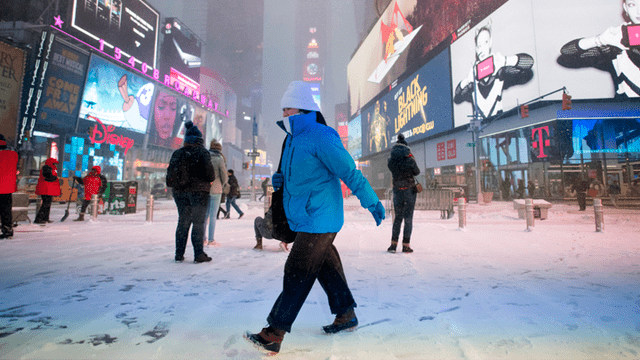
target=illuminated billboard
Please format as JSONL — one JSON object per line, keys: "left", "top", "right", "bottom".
{"left": 70, "top": 0, "right": 160, "bottom": 69}
{"left": 160, "top": 18, "right": 202, "bottom": 90}
{"left": 0, "top": 41, "right": 26, "bottom": 147}
{"left": 348, "top": 114, "right": 362, "bottom": 160}
{"left": 79, "top": 55, "right": 155, "bottom": 135}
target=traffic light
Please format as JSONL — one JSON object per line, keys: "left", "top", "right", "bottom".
{"left": 562, "top": 92, "right": 572, "bottom": 110}
{"left": 520, "top": 104, "right": 529, "bottom": 118}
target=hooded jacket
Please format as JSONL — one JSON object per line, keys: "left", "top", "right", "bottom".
{"left": 76, "top": 166, "right": 104, "bottom": 200}
{"left": 36, "top": 158, "right": 61, "bottom": 196}
{"left": 279, "top": 111, "right": 378, "bottom": 233}
{"left": 387, "top": 143, "right": 420, "bottom": 189}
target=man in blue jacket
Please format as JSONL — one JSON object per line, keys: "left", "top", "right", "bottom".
{"left": 245, "top": 81, "right": 386, "bottom": 355}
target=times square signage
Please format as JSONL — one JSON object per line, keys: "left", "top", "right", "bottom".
{"left": 50, "top": 15, "right": 228, "bottom": 117}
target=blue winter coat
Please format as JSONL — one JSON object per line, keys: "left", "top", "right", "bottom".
{"left": 279, "top": 112, "right": 378, "bottom": 233}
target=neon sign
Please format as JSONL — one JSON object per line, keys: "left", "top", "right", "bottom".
{"left": 88, "top": 115, "right": 135, "bottom": 155}
{"left": 531, "top": 126, "right": 551, "bottom": 158}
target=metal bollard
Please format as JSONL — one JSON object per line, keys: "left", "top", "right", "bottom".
{"left": 457, "top": 198, "right": 466, "bottom": 229}
{"left": 146, "top": 195, "right": 154, "bottom": 222}
{"left": 91, "top": 194, "right": 99, "bottom": 221}
{"left": 525, "top": 198, "right": 535, "bottom": 231}
{"left": 594, "top": 198, "right": 604, "bottom": 232}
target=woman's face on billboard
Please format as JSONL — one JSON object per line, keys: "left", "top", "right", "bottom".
{"left": 475, "top": 28, "right": 492, "bottom": 62}
{"left": 154, "top": 92, "right": 177, "bottom": 139}
{"left": 625, "top": 0, "right": 640, "bottom": 24}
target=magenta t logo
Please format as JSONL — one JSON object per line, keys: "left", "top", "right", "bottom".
{"left": 531, "top": 126, "right": 550, "bottom": 158}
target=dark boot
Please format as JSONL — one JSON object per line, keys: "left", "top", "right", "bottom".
{"left": 402, "top": 239, "right": 413, "bottom": 253}
{"left": 194, "top": 253, "right": 212, "bottom": 263}
{"left": 323, "top": 308, "right": 358, "bottom": 333}
{"left": 0, "top": 225, "right": 13, "bottom": 239}
{"left": 73, "top": 213, "right": 85, "bottom": 222}
{"left": 387, "top": 240, "right": 398, "bottom": 253}
{"left": 245, "top": 326, "right": 285, "bottom": 355}
{"left": 254, "top": 237, "right": 263, "bottom": 250}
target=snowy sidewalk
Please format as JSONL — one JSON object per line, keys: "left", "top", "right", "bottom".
{"left": 1, "top": 197, "right": 639, "bottom": 359}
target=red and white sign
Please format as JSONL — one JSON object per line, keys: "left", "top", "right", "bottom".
{"left": 437, "top": 142, "right": 446, "bottom": 161}
{"left": 88, "top": 115, "right": 135, "bottom": 155}
{"left": 447, "top": 139, "right": 457, "bottom": 159}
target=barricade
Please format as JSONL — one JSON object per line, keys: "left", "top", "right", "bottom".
{"left": 385, "top": 188, "right": 454, "bottom": 220}
{"left": 11, "top": 193, "right": 31, "bottom": 224}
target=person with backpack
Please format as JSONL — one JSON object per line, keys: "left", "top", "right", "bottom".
{"left": 73, "top": 166, "right": 107, "bottom": 221}
{"left": 34, "top": 158, "right": 61, "bottom": 224}
{"left": 387, "top": 133, "right": 420, "bottom": 253}
{"left": 166, "top": 121, "right": 215, "bottom": 263}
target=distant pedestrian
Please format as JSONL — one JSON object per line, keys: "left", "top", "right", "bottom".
{"left": 34, "top": 158, "right": 61, "bottom": 224}
{"left": 245, "top": 80, "right": 384, "bottom": 355}
{"left": 501, "top": 176, "right": 512, "bottom": 201}
{"left": 527, "top": 180, "right": 535, "bottom": 199}
{"left": 609, "top": 180, "right": 621, "bottom": 208}
{"left": 73, "top": 166, "right": 107, "bottom": 221}
{"left": 224, "top": 169, "right": 244, "bottom": 219}
{"left": 205, "top": 139, "right": 228, "bottom": 246}
{"left": 0, "top": 134, "right": 18, "bottom": 239}
{"left": 258, "top": 177, "right": 269, "bottom": 201}
{"left": 166, "top": 121, "right": 215, "bottom": 263}
{"left": 572, "top": 176, "right": 589, "bottom": 211}
{"left": 387, "top": 133, "right": 420, "bottom": 253}
{"left": 516, "top": 179, "right": 525, "bottom": 199}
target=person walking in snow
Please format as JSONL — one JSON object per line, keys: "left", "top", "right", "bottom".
{"left": 245, "top": 81, "right": 385, "bottom": 355}
{"left": 387, "top": 133, "right": 420, "bottom": 253}
{"left": 224, "top": 169, "right": 244, "bottom": 219}
{"left": 73, "top": 166, "right": 107, "bottom": 221}
{"left": 166, "top": 121, "right": 215, "bottom": 263}
{"left": 205, "top": 139, "right": 228, "bottom": 246}
{"left": 0, "top": 134, "right": 18, "bottom": 239}
{"left": 258, "top": 177, "right": 269, "bottom": 201}
{"left": 34, "top": 158, "right": 61, "bottom": 224}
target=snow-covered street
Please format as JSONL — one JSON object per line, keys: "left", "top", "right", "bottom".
{"left": 1, "top": 197, "right": 639, "bottom": 359}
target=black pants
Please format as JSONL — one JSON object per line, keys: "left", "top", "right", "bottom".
{"left": 79, "top": 199, "right": 90, "bottom": 214}
{"left": 0, "top": 193, "right": 12, "bottom": 234}
{"left": 35, "top": 195, "right": 53, "bottom": 222}
{"left": 173, "top": 191, "right": 209, "bottom": 259}
{"left": 392, "top": 187, "right": 417, "bottom": 243}
{"left": 577, "top": 192, "right": 587, "bottom": 210}
{"left": 267, "top": 232, "right": 356, "bottom": 333}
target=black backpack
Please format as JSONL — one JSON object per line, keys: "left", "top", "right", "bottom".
{"left": 166, "top": 149, "right": 192, "bottom": 189}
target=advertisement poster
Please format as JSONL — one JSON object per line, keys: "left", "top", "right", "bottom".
{"left": 79, "top": 55, "right": 156, "bottom": 135}
{"left": 361, "top": 49, "right": 453, "bottom": 158}
{"left": 34, "top": 41, "right": 89, "bottom": 136}
{"left": 0, "top": 41, "right": 26, "bottom": 147}
{"left": 348, "top": 115, "right": 362, "bottom": 160}
{"left": 149, "top": 89, "right": 179, "bottom": 148}
{"left": 205, "top": 112, "right": 222, "bottom": 146}
{"left": 160, "top": 18, "right": 201, "bottom": 85}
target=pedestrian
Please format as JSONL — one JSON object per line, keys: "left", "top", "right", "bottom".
{"left": 166, "top": 121, "right": 215, "bottom": 263}
{"left": 0, "top": 134, "right": 18, "bottom": 239}
{"left": 34, "top": 158, "right": 61, "bottom": 224}
{"left": 609, "top": 180, "right": 621, "bottom": 208}
{"left": 224, "top": 169, "right": 244, "bottom": 219}
{"left": 217, "top": 193, "right": 228, "bottom": 219}
{"left": 73, "top": 166, "right": 107, "bottom": 221}
{"left": 245, "top": 80, "right": 385, "bottom": 355}
{"left": 501, "top": 176, "right": 512, "bottom": 201}
{"left": 386, "top": 133, "right": 420, "bottom": 253}
{"left": 252, "top": 214, "right": 289, "bottom": 251}
{"left": 572, "top": 176, "right": 589, "bottom": 211}
{"left": 205, "top": 139, "right": 228, "bottom": 246}
{"left": 516, "top": 179, "right": 526, "bottom": 199}
{"left": 527, "top": 180, "right": 535, "bottom": 199}
{"left": 258, "top": 177, "right": 269, "bottom": 201}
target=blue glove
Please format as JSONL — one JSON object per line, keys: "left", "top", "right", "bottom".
{"left": 368, "top": 201, "right": 385, "bottom": 226}
{"left": 271, "top": 172, "right": 284, "bottom": 191}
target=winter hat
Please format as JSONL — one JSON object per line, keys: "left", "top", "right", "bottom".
{"left": 280, "top": 81, "right": 320, "bottom": 112}
{"left": 210, "top": 139, "right": 222, "bottom": 151}
{"left": 91, "top": 166, "right": 101, "bottom": 174}
{"left": 396, "top": 133, "right": 408, "bottom": 145}
{"left": 184, "top": 121, "right": 203, "bottom": 145}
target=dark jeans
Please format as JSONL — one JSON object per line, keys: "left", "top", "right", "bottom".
{"left": 267, "top": 232, "right": 356, "bottom": 333}
{"left": 79, "top": 199, "right": 90, "bottom": 214}
{"left": 173, "top": 191, "right": 209, "bottom": 259}
{"left": 225, "top": 195, "right": 243, "bottom": 217}
{"left": 392, "top": 187, "right": 417, "bottom": 243}
{"left": 35, "top": 195, "right": 53, "bottom": 222}
{"left": 577, "top": 192, "right": 587, "bottom": 210}
{"left": 254, "top": 216, "right": 273, "bottom": 239}
{"left": 0, "top": 193, "right": 12, "bottom": 234}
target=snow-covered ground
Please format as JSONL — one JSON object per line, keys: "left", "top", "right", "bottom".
{"left": 1, "top": 196, "right": 639, "bottom": 359}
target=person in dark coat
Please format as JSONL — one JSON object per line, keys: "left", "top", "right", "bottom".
{"left": 572, "top": 176, "right": 589, "bottom": 211}
{"left": 167, "top": 121, "right": 215, "bottom": 263}
{"left": 501, "top": 176, "right": 512, "bottom": 201}
{"left": 527, "top": 180, "right": 535, "bottom": 199}
{"left": 516, "top": 179, "right": 526, "bottom": 199}
{"left": 0, "top": 134, "right": 18, "bottom": 239}
{"left": 387, "top": 133, "right": 420, "bottom": 253}
{"left": 258, "top": 177, "right": 269, "bottom": 201}
{"left": 224, "top": 169, "right": 244, "bottom": 219}
{"left": 34, "top": 158, "right": 61, "bottom": 224}
{"left": 73, "top": 166, "right": 107, "bottom": 221}
{"left": 609, "top": 180, "right": 621, "bottom": 208}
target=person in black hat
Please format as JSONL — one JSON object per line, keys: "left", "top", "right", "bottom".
{"left": 166, "top": 121, "right": 215, "bottom": 263}
{"left": 0, "top": 134, "right": 18, "bottom": 239}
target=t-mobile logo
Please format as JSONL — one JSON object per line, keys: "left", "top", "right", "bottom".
{"left": 531, "top": 126, "right": 550, "bottom": 158}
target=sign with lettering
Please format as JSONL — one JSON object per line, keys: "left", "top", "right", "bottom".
{"left": 88, "top": 115, "right": 135, "bottom": 155}
{"left": 0, "top": 40, "right": 26, "bottom": 147}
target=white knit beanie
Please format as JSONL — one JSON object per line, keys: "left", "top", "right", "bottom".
{"left": 280, "top": 81, "right": 321, "bottom": 112}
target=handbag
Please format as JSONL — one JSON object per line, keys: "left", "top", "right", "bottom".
{"left": 263, "top": 136, "right": 297, "bottom": 243}
{"left": 413, "top": 177, "right": 423, "bottom": 194}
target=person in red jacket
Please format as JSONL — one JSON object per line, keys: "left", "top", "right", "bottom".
{"left": 34, "top": 158, "right": 62, "bottom": 224}
{"left": 0, "top": 134, "right": 18, "bottom": 239}
{"left": 73, "top": 166, "right": 106, "bottom": 221}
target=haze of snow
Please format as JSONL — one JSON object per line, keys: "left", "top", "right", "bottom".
{"left": 1, "top": 196, "right": 639, "bottom": 359}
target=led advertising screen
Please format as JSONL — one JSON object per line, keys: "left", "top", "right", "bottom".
{"left": 79, "top": 55, "right": 155, "bottom": 135}
{"left": 149, "top": 89, "right": 179, "bottom": 148}
{"left": 34, "top": 40, "right": 90, "bottom": 136}
{"left": 360, "top": 49, "right": 453, "bottom": 158}
{"left": 348, "top": 115, "right": 362, "bottom": 160}
{"left": 0, "top": 41, "right": 26, "bottom": 147}
{"left": 347, "top": 0, "right": 508, "bottom": 117}
{"left": 70, "top": 0, "right": 159, "bottom": 69}
{"left": 160, "top": 18, "right": 202, "bottom": 88}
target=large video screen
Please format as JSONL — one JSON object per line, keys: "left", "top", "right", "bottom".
{"left": 347, "top": 0, "right": 508, "bottom": 118}
{"left": 79, "top": 55, "right": 156, "bottom": 134}
{"left": 71, "top": 0, "right": 159, "bottom": 69}
{"left": 348, "top": 114, "right": 362, "bottom": 160}
{"left": 160, "top": 18, "right": 202, "bottom": 86}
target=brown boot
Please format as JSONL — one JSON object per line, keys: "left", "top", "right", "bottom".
{"left": 245, "top": 326, "right": 285, "bottom": 354}
{"left": 73, "top": 213, "right": 85, "bottom": 222}
{"left": 387, "top": 240, "right": 398, "bottom": 253}
{"left": 254, "top": 237, "right": 263, "bottom": 250}
{"left": 323, "top": 308, "right": 358, "bottom": 333}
